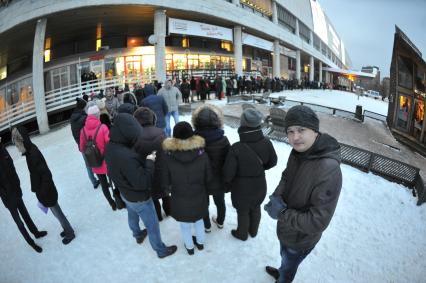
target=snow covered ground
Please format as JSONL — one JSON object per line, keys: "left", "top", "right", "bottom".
{"left": 270, "top": 89, "right": 388, "bottom": 116}
{"left": 1, "top": 113, "right": 425, "bottom": 283}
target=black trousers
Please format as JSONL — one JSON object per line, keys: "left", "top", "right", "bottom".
{"left": 8, "top": 198, "right": 39, "bottom": 246}
{"left": 235, "top": 205, "right": 261, "bottom": 240}
{"left": 97, "top": 174, "right": 115, "bottom": 205}
{"left": 203, "top": 193, "right": 226, "bottom": 229}
{"left": 153, "top": 195, "right": 171, "bottom": 220}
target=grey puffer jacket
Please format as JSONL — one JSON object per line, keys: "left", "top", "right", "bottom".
{"left": 275, "top": 133, "right": 342, "bottom": 251}
{"left": 158, "top": 80, "right": 182, "bottom": 112}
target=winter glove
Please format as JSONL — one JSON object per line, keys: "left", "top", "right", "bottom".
{"left": 264, "top": 195, "right": 287, "bottom": 220}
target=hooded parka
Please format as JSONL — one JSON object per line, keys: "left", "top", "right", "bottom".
{"left": 0, "top": 143, "right": 22, "bottom": 209}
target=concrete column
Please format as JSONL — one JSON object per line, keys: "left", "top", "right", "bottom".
{"left": 319, "top": 61, "right": 323, "bottom": 82}
{"left": 309, "top": 56, "right": 314, "bottom": 82}
{"left": 272, "top": 0, "right": 278, "bottom": 24}
{"left": 32, "top": 18, "right": 49, "bottom": 134}
{"left": 296, "top": 50, "right": 301, "bottom": 82}
{"left": 233, "top": 26, "right": 243, "bottom": 77}
{"left": 295, "top": 19, "right": 299, "bottom": 36}
{"left": 154, "top": 9, "right": 166, "bottom": 82}
{"left": 273, "top": 40, "right": 280, "bottom": 78}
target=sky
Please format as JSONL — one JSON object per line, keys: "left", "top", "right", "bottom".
{"left": 319, "top": 0, "right": 426, "bottom": 78}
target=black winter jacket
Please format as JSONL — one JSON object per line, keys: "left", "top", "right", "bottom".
{"left": 133, "top": 126, "right": 167, "bottom": 200}
{"left": 14, "top": 127, "right": 58, "bottom": 207}
{"left": 223, "top": 127, "right": 277, "bottom": 210}
{"left": 0, "top": 144, "right": 22, "bottom": 209}
{"left": 141, "top": 95, "right": 168, "bottom": 129}
{"left": 275, "top": 133, "right": 342, "bottom": 250}
{"left": 105, "top": 114, "right": 154, "bottom": 203}
{"left": 162, "top": 135, "right": 212, "bottom": 222}
{"left": 70, "top": 108, "right": 87, "bottom": 145}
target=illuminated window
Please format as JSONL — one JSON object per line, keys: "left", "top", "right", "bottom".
{"left": 96, "top": 39, "right": 102, "bottom": 51}
{"left": 182, "top": 37, "right": 190, "bottom": 48}
{"left": 44, "top": 37, "right": 51, "bottom": 62}
{"left": 0, "top": 66, "right": 6, "bottom": 80}
{"left": 44, "top": 50, "right": 51, "bottom": 63}
{"left": 397, "top": 94, "right": 411, "bottom": 129}
{"left": 221, "top": 41, "right": 233, "bottom": 52}
{"left": 304, "top": 65, "right": 309, "bottom": 73}
{"left": 128, "top": 37, "right": 144, "bottom": 48}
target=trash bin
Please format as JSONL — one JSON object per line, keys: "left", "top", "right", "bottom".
{"left": 355, "top": 105, "right": 363, "bottom": 121}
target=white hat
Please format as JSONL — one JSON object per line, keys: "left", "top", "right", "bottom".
{"left": 87, "top": 105, "right": 100, "bottom": 116}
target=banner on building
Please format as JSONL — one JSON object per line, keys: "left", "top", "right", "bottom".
{"left": 242, "top": 33, "right": 273, "bottom": 51}
{"left": 168, "top": 18, "right": 233, "bottom": 41}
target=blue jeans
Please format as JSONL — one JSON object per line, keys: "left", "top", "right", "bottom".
{"left": 122, "top": 197, "right": 169, "bottom": 257}
{"left": 165, "top": 111, "right": 180, "bottom": 137}
{"left": 179, "top": 219, "right": 205, "bottom": 249}
{"left": 82, "top": 152, "right": 97, "bottom": 186}
{"left": 278, "top": 244, "right": 314, "bottom": 283}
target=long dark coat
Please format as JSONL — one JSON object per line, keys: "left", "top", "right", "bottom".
{"left": 162, "top": 135, "right": 212, "bottom": 222}
{"left": 13, "top": 127, "right": 58, "bottom": 208}
{"left": 223, "top": 127, "right": 277, "bottom": 210}
{"left": 0, "top": 144, "right": 22, "bottom": 209}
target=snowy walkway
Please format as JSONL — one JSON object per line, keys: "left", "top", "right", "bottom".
{"left": 0, "top": 116, "right": 425, "bottom": 283}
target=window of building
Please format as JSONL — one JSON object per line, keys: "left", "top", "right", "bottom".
{"left": 398, "top": 56, "right": 413, "bottom": 89}
{"left": 397, "top": 94, "right": 411, "bottom": 130}
{"left": 221, "top": 41, "right": 233, "bottom": 52}
{"left": 182, "top": 37, "right": 190, "bottom": 48}
{"left": 0, "top": 66, "right": 6, "bottom": 80}
{"left": 0, "top": 88, "right": 6, "bottom": 113}
{"left": 188, "top": 54, "right": 199, "bottom": 70}
{"left": 415, "top": 65, "right": 425, "bottom": 93}
{"left": 313, "top": 34, "right": 320, "bottom": 50}
{"left": 104, "top": 58, "right": 116, "bottom": 80}
{"left": 414, "top": 99, "right": 424, "bottom": 128}
{"left": 277, "top": 4, "right": 296, "bottom": 33}
{"left": 298, "top": 21, "right": 310, "bottom": 43}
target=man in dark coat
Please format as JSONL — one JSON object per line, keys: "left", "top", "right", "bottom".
{"left": 104, "top": 113, "right": 177, "bottom": 258}
{"left": 133, "top": 107, "right": 171, "bottom": 221}
{"left": 224, "top": 108, "right": 277, "bottom": 241}
{"left": 192, "top": 104, "right": 230, "bottom": 232}
{"left": 12, "top": 127, "right": 75, "bottom": 245}
{"left": 118, "top": 92, "right": 138, "bottom": 115}
{"left": 0, "top": 140, "right": 46, "bottom": 253}
{"left": 162, "top": 121, "right": 212, "bottom": 255}
{"left": 141, "top": 90, "right": 169, "bottom": 131}
{"left": 264, "top": 105, "right": 342, "bottom": 283}
{"left": 70, "top": 97, "right": 99, "bottom": 189}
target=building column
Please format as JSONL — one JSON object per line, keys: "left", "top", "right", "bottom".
{"left": 32, "top": 18, "right": 49, "bottom": 134}
{"left": 319, "top": 61, "right": 323, "bottom": 82}
{"left": 273, "top": 40, "right": 280, "bottom": 78}
{"left": 272, "top": 0, "right": 278, "bottom": 24}
{"left": 295, "top": 19, "right": 300, "bottom": 37}
{"left": 296, "top": 50, "right": 301, "bottom": 82}
{"left": 309, "top": 56, "right": 314, "bottom": 82}
{"left": 233, "top": 26, "right": 243, "bottom": 77}
{"left": 154, "top": 9, "right": 166, "bottom": 82}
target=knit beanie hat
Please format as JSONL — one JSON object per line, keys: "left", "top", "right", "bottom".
{"left": 240, "top": 108, "right": 263, "bottom": 128}
{"left": 76, "top": 98, "right": 87, "bottom": 110}
{"left": 284, "top": 105, "right": 319, "bottom": 132}
{"left": 87, "top": 104, "right": 100, "bottom": 116}
{"left": 173, "top": 121, "right": 194, "bottom": 140}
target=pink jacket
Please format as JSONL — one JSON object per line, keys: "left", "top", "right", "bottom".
{"left": 80, "top": 115, "right": 109, "bottom": 175}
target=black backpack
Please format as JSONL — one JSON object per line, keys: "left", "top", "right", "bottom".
{"left": 82, "top": 125, "right": 103, "bottom": 167}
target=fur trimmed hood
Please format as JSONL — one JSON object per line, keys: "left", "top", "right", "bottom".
{"left": 162, "top": 135, "right": 205, "bottom": 152}
{"left": 191, "top": 103, "right": 224, "bottom": 130}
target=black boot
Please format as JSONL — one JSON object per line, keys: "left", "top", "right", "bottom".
{"left": 265, "top": 266, "right": 279, "bottom": 280}
{"left": 30, "top": 242, "right": 43, "bottom": 253}
{"left": 62, "top": 234, "right": 75, "bottom": 245}
{"left": 192, "top": 236, "right": 204, "bottom": 250}
{"left": 158, "top": 245, "right": 177, "bottom": 259}
{"left": 34, "top": 230, "right": 47, "bottom": 239}
{"left": 185, "top": 246, "right": 194, "bottom": 255}
{"left": 136, "top": 229, "right": 148, "bottom": 244}
{"left": 231, "top": 229, "right": 247, "bottom": 241}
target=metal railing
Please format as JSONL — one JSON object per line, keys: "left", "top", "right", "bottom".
{"left": 0, "top": 74, "right": 148, "bottom": 132}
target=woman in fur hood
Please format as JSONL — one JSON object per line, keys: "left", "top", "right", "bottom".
{"left": 192, "top": 104, "right": 230, "bottom": 232}
{"left": 162, "top": 121, "right": 212, "bottom": 255}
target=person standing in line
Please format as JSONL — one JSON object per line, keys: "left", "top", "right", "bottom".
{"left": 0, "top": 139, "right": 47, "bottom": 253}
{"left": 180, "top": 78, "right": 191, "bottom": 104}
{"left": 70, "top": 97, "right": 100, "bottom": 189}
{"left": 162, "top": 122, "right": 212, "bottom": 255}
{"left": 190, "top": 76, "right": 197, "bottom": 102}
{"left": 104, "top": 88, "right": 120, "bottom": 120}
{"left": 133, "top": 107, "right": 171, "bottom": 221}
{"left": 105, "top": 113, "right": 177, "bottom": 258}
{"left": 264, "top": 105, "right": 342, "bottom": 283}
{"left": 158, "top": 79, "right": 182, "bottom": 137}
{"left": 141, "top": 88, "right": 168, "bottom": 133}
{"left": 192, "top": 104, "right": 230, "bottom": 232}
{"left": 80, "top": 105, "right": 118, "bottom": 211}
{"left": 12, "top": 127, "right": 76, "bottom": 245}
{"left": 223, "top": 108, "right": 277, "bottom": 241}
